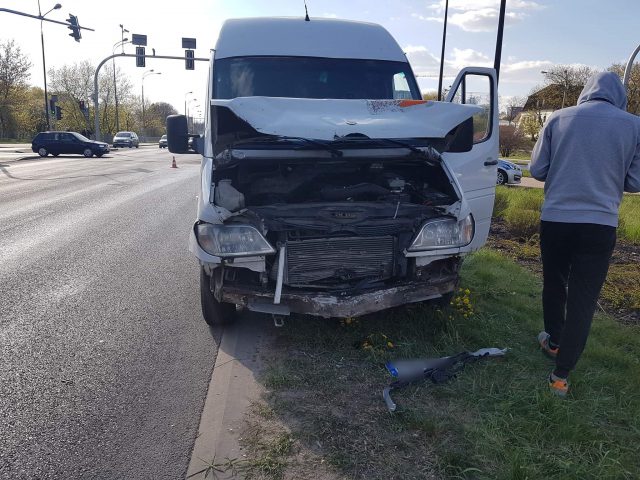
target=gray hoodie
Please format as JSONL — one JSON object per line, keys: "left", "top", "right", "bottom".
{"left": 530, "top": 71, "right": 640, "bottom": 227}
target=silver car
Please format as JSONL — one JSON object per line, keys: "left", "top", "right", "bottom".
{"left": 497, "top": 159, "right": 522, "bottom": 185}
{"left": 113, "top": 131, "right": 139, "bottom": 148}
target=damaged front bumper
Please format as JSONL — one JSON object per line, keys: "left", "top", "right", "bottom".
{"left": 220, "top": 276, "right": 458, "bottom": 319}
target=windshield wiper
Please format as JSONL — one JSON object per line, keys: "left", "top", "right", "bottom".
{"left": 230, "top": 136, "right": 343, "bottom": 158}
{"left": 333, "top": 134, "right": 424, "bottom": 155}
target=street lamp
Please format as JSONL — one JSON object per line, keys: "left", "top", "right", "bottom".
{"left": 112, "top": 38, "right": 129, "bottom": 132}
{"left": 111, "top": 24, "right": 129, "bottom": 132}
{"left": 38, "top": 1, "right": 61, "bottom": 130}
{"left": 186, "top": 98, "right": 198, "bottom": 131}
{"left": 184, "top": 91, "right": 193, "bottom": 115}
{"left": 142, "top": 69, "right": 161, "bottom": 138}
{"left": 437, "top": 0, "right": 449, "bottom": 101}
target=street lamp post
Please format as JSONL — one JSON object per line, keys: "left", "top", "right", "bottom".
{"left": 112, "top": 37, "right": 129, "bottom": 132}
{"left": 38, "top": 1, "right": 61, "bottom": 130}
{"left": 184, "top": 91, "right": 193, "bottom": 115}
{"left": 112, "top": 24, "right": 129, "bottom": 132}
{"left": 186, "top": 98, "right": 198, "bottom": 131}
{"left": 437, "top": 0, "right": 449, "bottom": 101}
{"left": 142, "top": 69, "right": 161, "bottom": 138}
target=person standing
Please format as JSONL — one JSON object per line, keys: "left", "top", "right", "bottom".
{"left": 529, "top": 71, "right": 640, "bottom": 397}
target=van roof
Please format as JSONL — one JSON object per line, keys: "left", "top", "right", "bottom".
{"left": 215, "top": 17, "right": 408, "bottom": 62}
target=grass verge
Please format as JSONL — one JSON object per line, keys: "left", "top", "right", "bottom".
{"left": 248, "top": 250, "right": 640, "bottom": 479}
{"left": 495, "top": 186, "right": 640, "bottom": 245}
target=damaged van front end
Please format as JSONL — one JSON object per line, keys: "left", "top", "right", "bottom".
{"left": 188, "top": 97, "right": 486, "bottom": 320}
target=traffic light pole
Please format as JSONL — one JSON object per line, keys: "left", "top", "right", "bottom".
{"left": 93, "top": 53, "right": 210, "bottom": 141}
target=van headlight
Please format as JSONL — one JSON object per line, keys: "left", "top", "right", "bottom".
{"left": 408, "top": 215, "right": 474, "bottom": 251}
{"left": 195, "top": 223, "right": 275, "bottom": 257}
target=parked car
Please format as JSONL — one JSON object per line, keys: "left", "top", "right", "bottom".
{"left": 112, "top": 131, "right": 139, "bottom": 148}
{"left": 159, "top": 134, "right": 168, "bottom": 148}
{"left": 168, "top": 17, "right": 498, "bottom": 326}
{"left": 31, "top": 131, "right": 110, "bottom": 158}
{"left": 497, "top": 159, "right": 522, "bottom": 185}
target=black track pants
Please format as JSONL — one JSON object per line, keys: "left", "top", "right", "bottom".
{"left": 540, "top": 220, "right": 616, "bottom": 377}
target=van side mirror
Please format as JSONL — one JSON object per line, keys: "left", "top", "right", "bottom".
{"left": 166, "top": 115, "right": 189, "bottom": 153}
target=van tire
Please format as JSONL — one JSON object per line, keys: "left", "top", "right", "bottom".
{"left": 200, "top": 268, "right": 237, "bottom": 326}
{"left": 38, "top": 147, "right": 48, "bottom": 157}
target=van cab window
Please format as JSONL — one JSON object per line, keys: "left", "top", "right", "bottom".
{"left": 448, "top": 73, "right": 492, "bottom": 144}
{"left": 214, "top": 56, "right": 421, "bottom": 100}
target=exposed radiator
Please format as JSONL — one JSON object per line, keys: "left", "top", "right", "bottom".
{"left": 285, "top": 236, "right": 395, "bottom": 286}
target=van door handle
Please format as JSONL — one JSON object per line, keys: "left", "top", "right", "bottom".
{"left": 484, "top": 159, "right": 498, "bottom": 166}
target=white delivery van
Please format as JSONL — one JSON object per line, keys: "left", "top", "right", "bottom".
{"left": 167, "top": 17, "right": 498, "bottom": 325}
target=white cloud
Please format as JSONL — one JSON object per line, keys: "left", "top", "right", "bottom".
{"left": 322, "top": 13, "right": 338, "bottom": 18}
{"left": 422, "top": 0, "right": 543, "bottom": 32}
{"left": 448, "top": 48, "right": 492, "bottom": 69}
{"left": 450, "top": 9, "right": 525, "bottom": 32}
{"left": 403, "top": 45, "right": 441, "bottom": 76}
{"left": 411, "top": 13, "right": 443, "bottom": 23}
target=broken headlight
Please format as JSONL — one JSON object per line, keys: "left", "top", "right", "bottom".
{"left": 195, "top": 223, "right": 275, "bottom": 257}
{"left": 408, "top": 215, "right": 474, "bottom": 251}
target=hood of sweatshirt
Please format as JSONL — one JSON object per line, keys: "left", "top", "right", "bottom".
{"left": 577, "top": 71, "right": 627, "bottom": 110}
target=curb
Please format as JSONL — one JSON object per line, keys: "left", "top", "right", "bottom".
{"left": 186, "top": 314, "right": 269, "bottom": 479}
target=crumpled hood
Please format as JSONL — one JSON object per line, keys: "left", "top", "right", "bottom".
{"left": 577, "top": 72, "right": 627, "bottom": 110}
{"left": 210, "top": 97, "right": 481, "bottom": 141}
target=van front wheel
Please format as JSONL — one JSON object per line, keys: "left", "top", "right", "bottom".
{"left": 200, "top": 268, "right": 237, "bottom": 326}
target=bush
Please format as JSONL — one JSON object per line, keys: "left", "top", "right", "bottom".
{"left": 492, "top": 188, "right": 510, "bottom": 218}
{"left": 504, "top": 208, "right": 540, "bottom": 238}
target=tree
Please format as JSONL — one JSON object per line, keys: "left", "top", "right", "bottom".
{"left": 12, "top": 86, "right": 48, "bottom": 138}
{"left": 499, "top": 125, "right": 525, "bottom": 157}
{"left": 422, "top": 91, "right": 438, "bottom": 101}
{"left": 48, "top": 60, "right": 135, "bottom": 137}
{"left": 520, "top": 114, "right": 541, "bottom": 142}
{"left": 48, "top": 60, "right": 95, "bottom": 133}
{"left": 0, "top": 40, "right": 32, "bottom": 138}
{"left": 609, "top": 63, "right": 640, "bottom": 115}
{"left": 502, "top": 96, "right": 526, "bottom": 125}
{"left": 540, "top": 65, "right": 598, "bottom": 108}
{"left": 143, "top": 101, "right": 178, "bottom": 137}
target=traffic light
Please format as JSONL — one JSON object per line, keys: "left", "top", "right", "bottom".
{"left": 185, "top": 50, "right": 194, "bottom": 70}
{"left": 78, "top": 100, "right": 86, "bottom": 111}
{"left": 136, "top": 47, "right": 146, "bottom": 67}
{"left": 55, "top": 106, "right": 62, "bottom": 120}
{"left": 67, "top": 15, "right": 81, "bottom": 42}
{"left": 49, "top": 99, "right": 56, "bottom": 113}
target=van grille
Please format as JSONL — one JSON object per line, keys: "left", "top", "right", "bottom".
{"left": 285, "top": 236, "right": 395, "bottom": 286}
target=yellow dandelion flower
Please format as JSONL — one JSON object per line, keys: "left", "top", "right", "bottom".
{"left": 465, "top": 289, "right": 470, "bottom": 295}
{"left": 387, "top": 341, "right": 394, "bottom": 348}
{"left": 463, "top": 298, "right": 470, "bottom": 305}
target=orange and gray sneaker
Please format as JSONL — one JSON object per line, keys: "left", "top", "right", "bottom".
{"left": 537, "top": 331, "right": 559, "bottom": 359}
{"left": 548, "top": 372, "right": 569, "bottom": 397}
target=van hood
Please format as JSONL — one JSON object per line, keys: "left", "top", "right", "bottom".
{"left": 210, "top": 97, "right": 481, "bottom": 142}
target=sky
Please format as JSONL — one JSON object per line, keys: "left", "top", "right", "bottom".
{"left": 2, "top": 0, "right": 640, "bottom": 114}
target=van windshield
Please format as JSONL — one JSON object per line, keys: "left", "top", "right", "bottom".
{"left": 214, "top": 56, "right": 421, "bottom": 100}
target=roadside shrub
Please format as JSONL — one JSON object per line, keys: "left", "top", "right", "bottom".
{"left": 618, "top": 195, "right": 640, "bottom": 245}
{"left": 492, "top": 188, "right": 509, "bottom": 218}
{"left": 504, "top": 208, "right": 540, "bottom": 239}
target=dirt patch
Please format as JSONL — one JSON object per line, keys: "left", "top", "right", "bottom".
{"left": 487, "top": 218, "right": 640, "bottom": 325}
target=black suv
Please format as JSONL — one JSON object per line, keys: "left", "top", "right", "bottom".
{"left": 31, "top": 131, "right": 110, "bottom": 158}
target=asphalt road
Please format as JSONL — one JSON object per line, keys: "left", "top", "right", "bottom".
{"left": 0, "top": 147, "right": 219, "bottom": 479}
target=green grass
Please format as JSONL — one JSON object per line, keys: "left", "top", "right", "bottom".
{"left": 618, "top": 194, "right": 640, "bottom": 243}
{"left": 496, "top": 186, "right": 640, "bottom": 245}
{"left": 254, "top": 250, "right": 640, "bottom": 479}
